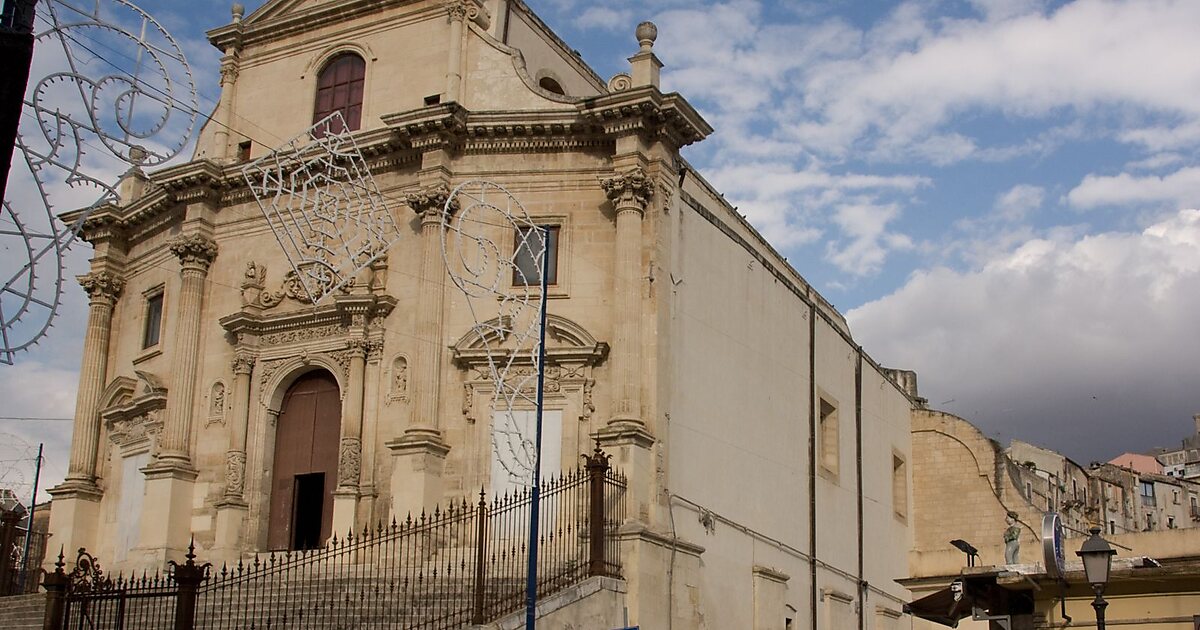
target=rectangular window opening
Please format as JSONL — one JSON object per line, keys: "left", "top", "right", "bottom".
{"left": 143, "top": 291, "right": 164, "bottom": 349}
{"left": 238, "top": 141, "right": 252, "bottom": 162}
{"left": 892, "top": 453, "right": 908, "bottom": 520}
{"left": 819, "top": 397, "right": 839, "bottom": 478}
{"left": 513, "top": 225, "right": 559, "bottom": 286}
{"left": 424, "top": 94, "right": 441, "bottom": 106}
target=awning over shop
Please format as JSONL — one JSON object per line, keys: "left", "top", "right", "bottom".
{"left": 903, "top": 573, "right": 1036, "bottom": 628}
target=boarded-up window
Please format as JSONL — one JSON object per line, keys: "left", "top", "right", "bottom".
{"left": 313, "top": 54, "right": 365, "bottom": 135}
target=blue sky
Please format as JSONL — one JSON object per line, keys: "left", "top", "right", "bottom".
{"left": 3, "top": 0, "right": 1199, "bottom": 495}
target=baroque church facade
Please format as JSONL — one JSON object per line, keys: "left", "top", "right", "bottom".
{"left": 48, "top": 1, "right": 918, "bottom": 627}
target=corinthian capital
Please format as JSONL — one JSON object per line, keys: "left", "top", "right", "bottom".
{"left": 77, "top": 271, "right": 125, "bottom": 304}
{"left": 406, "top": 185, "right": 458, "bottom": 223}
{"left": 169, "top": 234, "right": 219, "bottom": 271}
{"left": 231, "top": 352, "right": 256, "bottom": 375}
{"left": 601, "top": 167, "right": 654, "bottom": 213}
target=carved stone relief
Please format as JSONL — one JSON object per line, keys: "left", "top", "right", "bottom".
{"left": 338, "top": 437, "right": 361, "bottom": 488}
{"left": 224, "top": 450, "right": 247, "bottom": 498}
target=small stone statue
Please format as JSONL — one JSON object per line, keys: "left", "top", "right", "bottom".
{"left": 1003, "top": 511, "right": 1021, "bottom": 564}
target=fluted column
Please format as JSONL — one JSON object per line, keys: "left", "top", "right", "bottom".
{"left": 64, "top": 271, "right": 125, "bottom": 485}
{"left": 223, "top": 352, "right": 254, "bottom": 502}
{"left": 601, "top": 168, "right": 653, "bottom": 428}
{"left": 157, "top": 234, "right": 218, "bottom": 468}
{"left": 404, "top": 187, "right": 454, "bottom": 441}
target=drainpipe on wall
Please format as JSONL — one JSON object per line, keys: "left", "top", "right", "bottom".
{"left": 855, "top": 348, "right": 865, "bottom": 630}
{"left": 808, "top": 302, "right": 818, "bottom": 630}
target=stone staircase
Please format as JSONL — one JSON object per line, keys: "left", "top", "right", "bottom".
{"left": 0, "top": 592, "right": 47, "bottom": 629}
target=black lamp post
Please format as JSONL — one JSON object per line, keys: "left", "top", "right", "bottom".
{"left": 1076, "top": 526, "right": 1117, "bottom": 630}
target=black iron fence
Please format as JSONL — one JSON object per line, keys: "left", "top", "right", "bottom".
{"left": 0, "top": 508, "right": 49, "bottom": 596}
{"left": 43, "top": 446, "right": 625, "bottom": 630}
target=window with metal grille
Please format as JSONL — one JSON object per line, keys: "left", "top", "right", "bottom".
{"left": 513, "top": 225, "right": 559, "bottom": 286}
{"left": 313, "top": 54, "right": 365, "bottom": 135}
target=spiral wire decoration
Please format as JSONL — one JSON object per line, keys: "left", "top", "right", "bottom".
{"left": 1, "top": 0, "right": 198, "bottom": 364}
{"left": 441, "top": 180, "right": 549, "bottom": 488}
{"left": 241, "top": 112, "right": 400, "bottom": 305}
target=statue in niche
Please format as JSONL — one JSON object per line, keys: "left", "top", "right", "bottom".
{"left": 388, "top": 356, "right": 408, "bottom": 403}
{"left": 1003, "top": 511, "right": 1021, "bottom": 564}
{"left": 209, "top": 381, "right": 226, "bottom": 422}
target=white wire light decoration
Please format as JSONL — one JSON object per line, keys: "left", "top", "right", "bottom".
{"left": 441, "top": 180, "right": 549, "bottom": 488}
{"left": 1, "top": 0, "right": 198, "bottom": 364}
{"left": 241, "top": 112, "right": 399, "bottom": 305}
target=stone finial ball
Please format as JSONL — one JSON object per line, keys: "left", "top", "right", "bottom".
{"left": 232, "top": 3, "right": 245, "bottom": 19}
{"left": 636, "top": 21, "right": 658, "bottom": 45}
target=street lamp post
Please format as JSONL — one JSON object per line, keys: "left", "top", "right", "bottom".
{"left": 1076, "top": 526, "right": 1117, "bottom": 630}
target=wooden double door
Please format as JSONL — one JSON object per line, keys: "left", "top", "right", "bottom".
{"left": 268, "top": 371, "right": 341, "bottom": 550}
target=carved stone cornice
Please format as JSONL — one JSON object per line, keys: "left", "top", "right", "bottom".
{"left": 382, "top": 103, "right": 468, "bottom": 151}
{"left": 169, "top": 234, "right": 219, "bottom": 271}
{"left": 220, "top": 293, "right": 396, "bottom": 346}
{"left": 77, "top": 271, "right": 125, "bottom": 305}
{"left": 405, "top": 185, "right": 457, "bottom": 223}
{"left": 578, "top": 86, "right": 713, "bottom": 148}
{"left": 602, "top": 167, "right": 654, "bottom": 214}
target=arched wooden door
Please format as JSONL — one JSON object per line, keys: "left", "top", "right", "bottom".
{"left": 267, "top": 370, "right": 341, "bottom": 550}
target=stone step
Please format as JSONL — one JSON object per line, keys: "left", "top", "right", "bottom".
{"left": 0, "top": 593, "right": 47, "bottom": 630}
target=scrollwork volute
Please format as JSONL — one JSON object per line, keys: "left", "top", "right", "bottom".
{"left": 601, "top": 167, "right": 654, "bottom": 214}
{"left": 445, "top": 0, "right": 479, "bottom": 21}
{"left": 77, "top": 271, "right": 125, "bottom": 305}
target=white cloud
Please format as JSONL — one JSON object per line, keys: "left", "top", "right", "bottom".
{"left": 994, "top": 184, "right": 1044, "bottom": 221}
{"left": 848, "top": 209, "right": 1200, "bottom": 460}
{"left": 1067, "top": 166, "right": 1200, "bottom": 210}
{"left": 826, "top": 201, "right": 913, "bottom": 276}
{"left": 574, "top": 7, "right": 632, "bottom": 31}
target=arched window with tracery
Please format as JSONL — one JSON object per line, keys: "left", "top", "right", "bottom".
{"left": 313, "top": 53, "right": 365, "bottom": 135}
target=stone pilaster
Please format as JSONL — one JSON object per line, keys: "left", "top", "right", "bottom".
{"left": 601, "top": 167, "right": 653, "bottom": 429}
{"left": 214, "top": 350, "right": 253, "bottom": 556}
{"left": 212, "top": 4, "right": 243, "bottom": 161}
{"left": 332, "top": 340, "right": 366, "bottom": 535}
{"left": 387, "top": 187, "right": 455, "bottom": 518}
{"left": 358, "top": 340, "right": 384, "bottom": 525}
{"left": 222, "top": 351, "right": 255, "bottom": 503}
{"left": 444, "top": 1, "right": 478, "bottom": 102}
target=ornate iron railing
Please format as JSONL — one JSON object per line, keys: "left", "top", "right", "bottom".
{"left": 43, "top": 447, "right": 625, "bottom": 630}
